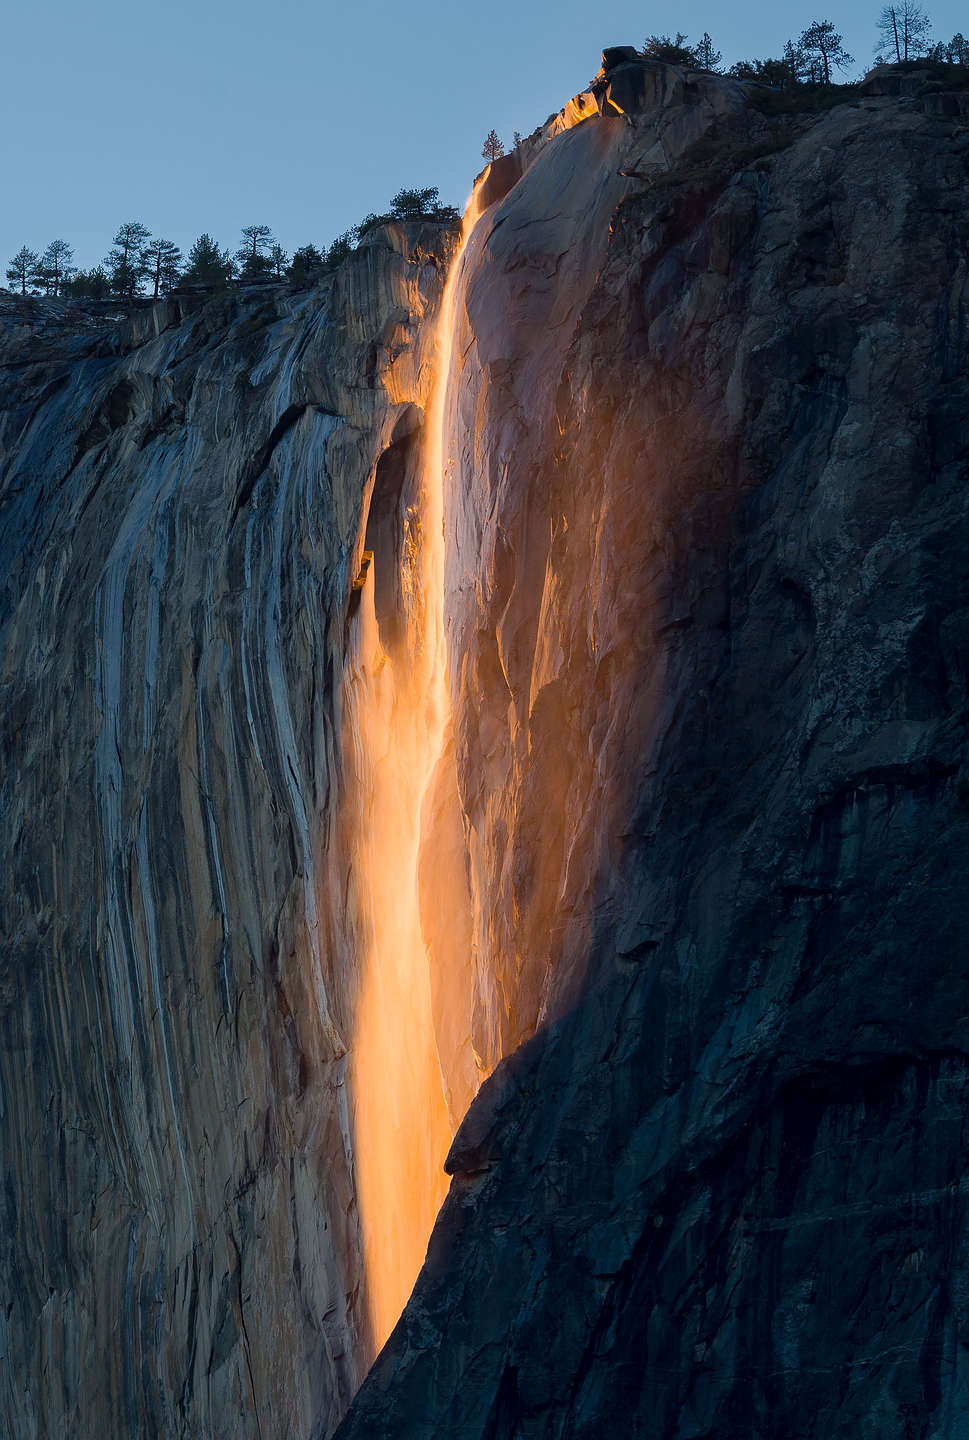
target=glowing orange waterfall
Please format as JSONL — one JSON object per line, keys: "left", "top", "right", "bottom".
{"left": 345, "top": 190, "right": 484, "bottom": 1351}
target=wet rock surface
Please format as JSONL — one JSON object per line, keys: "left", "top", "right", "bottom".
{"left": 337, "top": 72, "right": 969, "bottom": 1440}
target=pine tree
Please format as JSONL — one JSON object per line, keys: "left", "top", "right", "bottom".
{"left": 730, "top": 51, "right": 802, "bottom": 88}
{"left": 106, "top": 221, "right": 151, "bottom": 299}
{"left": 642, "top": 33, "right": 697, "bottom": 65}
{"left": 182, "top": 234, "right": 230, "bottom": 286}
{"left": 947, "top": 31, "right": 968, "bottom": 62}
{"left": 62, "top": 266, "right": 111, "bottom": 301}
{"left": 695, "top": 32, "right": 722, "bottom": 69}
{"left": 268, "top": 243, "right": 288, "bottom": 279}
{"left": 481, "top": 129, "right": 504, "bottom": 163}
{"left": 35, "top": 240, "right": 75, "bottom": 297}
{"left": 325, "top": 233, "right": 354, "bottom": 268}
{"left": 288, "top": 244, "right": 327, "bottom": 284}
{"left": 390, "top": 187, "right": 440, "bottom": 219}
{"left": 355, "top": 211, "right": 393, "bottom": 241}
{"left": 876, "top": 2, "right": 932, "bottom": 62}
{"left": 235, "top": 224, "right": 275, "bottom": 279}
{"left": 5, "top": 246, "right": 38, "bottom": 296}
{"left": 798, "top": 20, "right": 853, "bottom": 83}
{"left": 782, "top": 37, "right": 812, "bottom": 82}
{"left": 926, "top": 31, "right": 965, "bottom": 62}
{"left": 143, "top": 238, "right": 182, "bottom": 300}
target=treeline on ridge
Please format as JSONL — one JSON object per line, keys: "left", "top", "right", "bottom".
{"left": 636, "top": 2, "right": 966, "bottom": 89}
{"left": 4, "top": 188, "right": 459, "bottom": 304}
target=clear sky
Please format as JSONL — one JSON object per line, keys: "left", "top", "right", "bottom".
{"left": 1, "top": 0, "right": 965, "bottom": 272}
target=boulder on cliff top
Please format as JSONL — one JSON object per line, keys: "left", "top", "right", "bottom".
{"left": 601, "top": 45, "right": 640, "bottom": 70}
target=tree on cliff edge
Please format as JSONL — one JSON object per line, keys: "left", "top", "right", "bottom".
{"left": 642, "top": 32, "right": 696, "bottom": 65}
{"left": 798, "top": 19, "right": 853, "bottom": 82}
{"left": 5, "top": 246, "right": 38, "bottom": 296}
{"left": 391, "top": 187, "right": 440, "bottom": 219}
{"left": 106, "top": 221, "right": 151, "bottom": 299}
{"left": 325, "top": 233, "right": 354, "bottom": 266}
{"left": 482, "top": 129, "right": 504, "bottom": 163}
{"left": 143, "top": 237, "right": 182, "bottom": 300}
{"left": 61, "top": 266, "right": 110, "bottom": 300}
{"left": 35, "top": 240, "right": 75, "bottom": 297}
{"left": 729, "top": 52, "right": 802, "bottom": 87}
{"left": 876, "top": 2, "right": 932, "bottom": 62}
{"left": 182, "top": 234, "right": 230, "bottom": 286}
{"left": 288, "top": 244, "right": 323, "bottom": 281}
{"left": 235, "top": 224, "right": 275, "bottom": 279}
{"left": 931, "top": 31, "right": 969, "bottom": 63}
{"left": 268, "top": 243, "right": 289, "bottom": 279}
{"left": 694, "top": 32, "right": 723, "bottom": 69}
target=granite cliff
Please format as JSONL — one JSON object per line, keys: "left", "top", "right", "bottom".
{"left": 3, "top": 50, "right": 969, "bottom": 1440}
{"left": 0, "top": 224, "right": 453, "bottom": 1438}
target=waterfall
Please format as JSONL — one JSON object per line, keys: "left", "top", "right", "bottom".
{"left": 341, "top": 190, "right": 485, "bottom": 1351}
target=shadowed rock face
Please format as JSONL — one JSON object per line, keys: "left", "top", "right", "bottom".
{"left": 0, "top": 225, "right": 450, "bottom": 1440}
{"left": 336, "top": 70, "right": 969, "bottom": 1440}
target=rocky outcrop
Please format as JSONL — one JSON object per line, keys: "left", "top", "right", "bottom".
{"left": 0, "top": 224, "right": 451, "bottom": 1439}
{"left": 860, "top": 63, "right": 969, "bottom": 118}
{"left": 337, "top": 65, "right": 969, "bottom": 1439}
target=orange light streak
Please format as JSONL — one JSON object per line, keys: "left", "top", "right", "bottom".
{"left": 347, "top": 189, "right": 484, "bottom": 1352}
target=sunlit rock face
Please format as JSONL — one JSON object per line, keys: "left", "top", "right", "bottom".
{"left": 337, "top": 62, "right": 969, "bottom": 1439}
{"left": 0, "top": 225, "right": 450, "bottom": 1440}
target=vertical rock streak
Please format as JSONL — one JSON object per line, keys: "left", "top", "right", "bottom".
{"left": 344, "top": 193, "right": 483, "bottom": 1349}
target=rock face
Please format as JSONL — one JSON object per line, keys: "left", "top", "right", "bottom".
{"left": 0, "top": 225, "right": 450, "bottom": 1439}
{"left": 337, "top": 64, "right": 969, "bottom": 1439}
{"left": 4, "top": 54, "right": 969, "bottom": 1440}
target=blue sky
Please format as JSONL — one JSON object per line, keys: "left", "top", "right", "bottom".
{"left": 2, "top": 0, "right": 965, "bottom": 272}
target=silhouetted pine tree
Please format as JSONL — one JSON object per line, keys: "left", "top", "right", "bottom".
{"left": 5, "top": 246, "right": 38, "bottom": 296}
{"left": 481, "top": 129, "right": 504, "bottom": 162}
{"left": 235, "top": 224, "right": 275, "bottom": 279}
{"left": 143, "top": 238, "right": 182, "bottom": 299}
{"left": 182, "top": 234, "right": 230, "bottom": 285}
{"left": 798, "top": 20, "right": 853, "bottom": 82}
{"left": 106, "top": 221, "right": 151, "bottom": 299}
{"left": 35, "top": 240, "right": 75, "bottom": 296}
